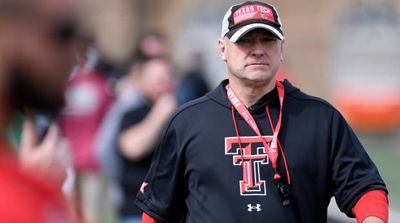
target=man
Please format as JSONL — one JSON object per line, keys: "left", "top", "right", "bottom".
{"left": 136, "top": 1, "right": 388, "bottom": 223}
{"left": 59, "top": 42, "right": 114, "bottom": 223}
{"left": 0, "top": 0, "right": 80, "bottom": 221}
{"left": 117, "top": 57, "right": 177, "bottom": 223}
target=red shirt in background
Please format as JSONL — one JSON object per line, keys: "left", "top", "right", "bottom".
{"left": 59, "top": 72, "right": 114, "bottom": 172}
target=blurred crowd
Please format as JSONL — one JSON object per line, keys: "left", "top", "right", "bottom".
{"left": 58, "top": 32, "right": 211, "bottom": 223}
{"left": 0, "top": 0, "right": 210, "bottom": 222}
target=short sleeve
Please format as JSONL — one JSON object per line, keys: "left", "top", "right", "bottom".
{"left": 135, "top": 120, "right": 187, "bottom": 223}
{"left": 329, "top": 110, "right": 387, "bottom": 217}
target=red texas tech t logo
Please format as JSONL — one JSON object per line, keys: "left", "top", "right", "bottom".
{"left": 225, "top": 136, "right": 271, "bottom": 196}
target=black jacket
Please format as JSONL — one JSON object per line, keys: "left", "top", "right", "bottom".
{"left": 136, "top": 79, "right": 387, "bottom": 223}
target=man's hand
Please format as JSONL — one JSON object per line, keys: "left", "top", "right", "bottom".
{"left": 118, "top": 93, "right": 177, "bottom": 160}
{"left": 19, "top": 119, "right": 71, "bottom": 186}
{"left": 152, "top": 93, "right": 178, "bottom": 120}
{"left": 362, "top": 216, "right": 385, "bottom": 223}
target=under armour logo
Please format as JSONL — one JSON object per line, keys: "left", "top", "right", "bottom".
{"left": 247, "top": 203, "right": 261, "bottom": 212}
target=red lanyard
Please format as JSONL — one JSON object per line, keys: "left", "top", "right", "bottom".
{"left": 226, "top": 81, "right": 285, "bottom": 180}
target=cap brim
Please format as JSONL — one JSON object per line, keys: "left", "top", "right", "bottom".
{"left": 229, "top": 23, "right": 284, "bottom": 42}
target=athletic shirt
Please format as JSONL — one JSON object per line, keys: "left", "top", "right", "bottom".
{"left": 135, "top": 80, "right": 387, "bottom": 223}
{"left": 59, "top": 71, "right": 113, "bottom": 172}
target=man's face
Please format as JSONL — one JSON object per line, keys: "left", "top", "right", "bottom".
{"left": 7, "top": 0, "right": 78, "bottom": 114}
{"left": 140, "top": 59, "right": 174, "bottom": 102}
{"left": 219, "top": 29, "right": 284, "bottom": 86}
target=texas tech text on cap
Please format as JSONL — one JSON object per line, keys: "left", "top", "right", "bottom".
{"left": 221, "top": 1, "right": 284, "bottom": 42}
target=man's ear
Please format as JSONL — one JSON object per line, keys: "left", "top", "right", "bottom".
{"left": 218, "top": 38, "right": 227, "bottom": 62}
{"left": 280, "top": 40, "right": 284, "bottom": 62}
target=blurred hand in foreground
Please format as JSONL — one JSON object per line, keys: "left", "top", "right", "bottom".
{"left": 19, "top": 119, "right": 71, "bottom": 186}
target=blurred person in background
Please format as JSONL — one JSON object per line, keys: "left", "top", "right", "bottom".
{"left": 97, "top": 31, "right": 171, "bottom": 221}
{"left": 96, "top": 59, "right": 144, "bottom": 219}
{"left": 176, "top": 52, "right": 211, "bottom": 105}
{"left": 116, "top": 57, "right": 177, "bottom": 223}
{"left": 135, "top": 1, "right": 388, "bottom": 223}
{"left": 134, "top": 31, "right": 168, "bottom": 61}
{"left": 135, "top": 32, "right": 211, "bottom": 106}
{"left": 58, "top": 40, "right": 115, "bottom": 223}
{"left": 0, "top": 0, "right": 81, "bottom": 221}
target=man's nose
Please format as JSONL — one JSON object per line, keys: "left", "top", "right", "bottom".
{"left": 251, "top": 42, "right": 265, "bottom": 57}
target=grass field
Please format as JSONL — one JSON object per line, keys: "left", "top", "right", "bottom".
{"left": 367, "top": 150, "right": 400, "bottom": 209}
{"left": 359, "top": 133, "right": 400, "bottom": 210}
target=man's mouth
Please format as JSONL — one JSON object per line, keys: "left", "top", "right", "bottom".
{"left": 246, "top": 62, "right": 268, "bottom": 67}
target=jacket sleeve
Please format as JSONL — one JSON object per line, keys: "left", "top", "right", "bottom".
{"left": 135, "top": 120, "right": 187, "bottom": 223}
{"left": 329, "top": 110, "right": 387, "bottom": 217}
